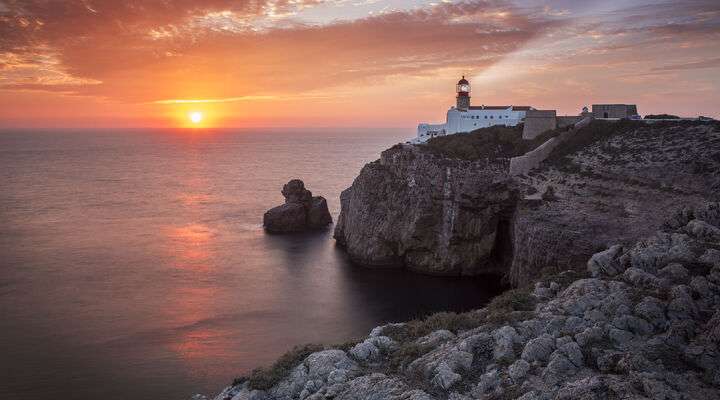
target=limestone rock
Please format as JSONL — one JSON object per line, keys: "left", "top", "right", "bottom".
{"left": 542, "top": 342, "right": 584, "bottom": 383}
{"left": 521, "top": 334, "right": 555, "bottom": 363}
{"left": 508, "top": 359, "right": 530, "bottom": 382}
{"left": 430, "top": 362, "right": 461, "bottom": 390}
{"left": 588, "top": 245, "right": 625, "bottom": 278}
{"left": 493, "top": 325, "right": 522, "bottom": 363}
{"left": 416, "top": 330, "right": 455, "bottom": 349}
{"left": 263, "top": 179, "right": 332, "bottom": 233}
{"left": 263, "top": 202, "right": 307, "bottom": 233}
{"left": 333, "top": 144, "right": 517, "bottom": 275}
{"left": 307, "top": 197, "right": 332, "bottom": 228}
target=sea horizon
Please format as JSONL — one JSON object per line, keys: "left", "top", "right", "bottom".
{"left": 0, "top": 128, "right": 503, "bottom": 399}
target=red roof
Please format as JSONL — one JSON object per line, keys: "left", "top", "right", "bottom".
{"left": 468, "top": 106, "right": 533, "bottom": 111}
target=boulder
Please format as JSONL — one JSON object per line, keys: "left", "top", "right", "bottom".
{"left": 263, "top": 179, "right": 332, "bottom": 233}
{"left": 307, "top": 197, "right": 332, "bottom": 228}
{"left": 521, "top": 334, "right": 555, "bottom": 363}
{"left": 263, "top": 202, "right": 307, "bottom": 233}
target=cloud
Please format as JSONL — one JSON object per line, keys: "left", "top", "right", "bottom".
{"left": 1, "top": 0, "right": 720, "bottom": 125}
{"left": 653, "top": 57, "right": 720, "bottom": 71}
{"left": 0, "top": 0, "right": 560, "bottom": 102}
{"left": 152, "top": 96, "right": 276, "bottom": 104}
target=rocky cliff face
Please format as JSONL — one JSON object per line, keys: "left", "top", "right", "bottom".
{"left": 214, "top": 202, "right": 720, "bottom": 400}
{"left": 510, "top": 121, "right": 720, "bottom": 285}
{"left": 333, "top": 144, "right": 517, "bottom": 276}
{"left": 335, "top": 121, "right": 720, "bottom": 283}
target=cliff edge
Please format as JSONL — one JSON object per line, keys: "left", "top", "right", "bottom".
{"left": 215, "top": 202, "right": 720, "bottom": 400}
{"left": 333, "top": 143, "right": 516, "bottom": 276}
{"left": 334, "top": 120, "right": 720, "bottom": 284}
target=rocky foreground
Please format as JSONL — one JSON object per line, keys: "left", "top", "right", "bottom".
{"left": 216, "top": 202, "right": 720, "bottom": 400}
{"left": 209, "top": 121, "right": 720, "bottom": 400}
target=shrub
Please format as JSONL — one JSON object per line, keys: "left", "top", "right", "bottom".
{"left": 384, "top": 310, "right": 485, "bottom": 343}
{"left": 546, "top": 119, "right": 644, "bottom": 166}
{"left": 644, "top": 114, "right": 680, "bottom": 119}
{"left": 536, "top": 268, "right": 589, "bottom": 290}
{"left": 333, "top": 339, "right": 362, "bottom": 352}
{"left": 420, "top": 125, "right": 559, "bottom": 161}
{"left": 388, "top": 342, "right": 423, "bottom": 371}
{"left": 485, "top": 288, "right": 536, "bottom": 323}
{"left": 244, "top": 343, "right": 325, "bottom": 390}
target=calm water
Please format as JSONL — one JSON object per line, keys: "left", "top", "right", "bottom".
{"left": 0, "top": 129, "right": 503, "bottom": 400}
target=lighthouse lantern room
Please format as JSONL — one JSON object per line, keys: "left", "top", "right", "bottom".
{"left": 456, "top": 76, "right": 470, "bottom": 111}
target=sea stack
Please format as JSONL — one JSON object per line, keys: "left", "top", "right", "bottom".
{"left": 263, "top": 179, "right": 332, "bottom": 233}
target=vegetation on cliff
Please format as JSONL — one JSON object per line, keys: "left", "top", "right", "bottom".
{"left": 644, "top": 114, "right": 680, "bottom": 119}
{"left": 420, "top": 125, "right": 558, "bottom": 161}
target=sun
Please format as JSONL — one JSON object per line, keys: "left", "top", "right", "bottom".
{"left": 189, "top": 111, "right": 203, "bottom": 124}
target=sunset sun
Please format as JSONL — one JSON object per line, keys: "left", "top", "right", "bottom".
{"left": 189, "top": 111, "right": 203, "bottom": 124}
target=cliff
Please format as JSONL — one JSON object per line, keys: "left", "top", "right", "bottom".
{"left": 510, "top": 120, "right": 720, "bottom": 285}
{"left": 334, "top": 120, "right": 720, "bottom": 284}
{"left": 333, "top": 126, "right": 557, "bottom": 276}
{"left": 206, "top": 120, "right": 720, "bottom": 400}
{"left": 214, "top": 202, "right": 720, "bottom": 400}
{"left": 333, "top": 143, "right": 516, "bottom": 275}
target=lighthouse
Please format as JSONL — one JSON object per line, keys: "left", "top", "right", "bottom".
{"left": 456, "top": 76, "right": 470, "bottom": 111}
{"left": 414, "top": 76, "right": 535, "bottom": 143}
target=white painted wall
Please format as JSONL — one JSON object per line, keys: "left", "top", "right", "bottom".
{"left": 415, "top": 106, "right": 528, "bottom": 143}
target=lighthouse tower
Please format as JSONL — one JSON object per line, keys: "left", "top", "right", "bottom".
{"left": 456, "top": 76, "right": 470, "bottom": 111}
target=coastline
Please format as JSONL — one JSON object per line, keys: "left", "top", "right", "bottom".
{"left": 208, "top": 120, "right": 720, "bottom": 400}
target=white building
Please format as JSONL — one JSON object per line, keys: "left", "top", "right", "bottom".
{"left": 414, "top": 76, "right": 535, "bottom": 143}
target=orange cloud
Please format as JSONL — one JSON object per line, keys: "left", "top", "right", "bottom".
{"left": 0, "top": 0, "right": 719, "bottom": 127}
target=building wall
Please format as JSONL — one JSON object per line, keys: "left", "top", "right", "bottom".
{"left": 456, "top": 95, "right": 470, "bottom": 111}
{"left": 557, "top": 116, "right": 583, "bottom": 128}
{"left": 416, "top": 123, "right": 447, "bottom": 142}
{"left": 510, "top": 116, "right": 592, "bottom": 176}
{"left": 416, "top": 106, "right": 530, "bottom": 143}
{"left": 446, "top": 108, "right": 526, "bottom": 134}
{"left": 592, "top": 104, "right": 638, "bottom": 119}
{"left": 522, "top": 110, "right": 557, "bottom": 139}
{"left": 509, "top": 136, "right": 559, "bottom": 175}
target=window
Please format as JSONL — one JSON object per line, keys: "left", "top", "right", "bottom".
{"left": 490, "top": 116, "right": 494, "bottom": 119}
{"left": 484, "top": 116, "right": 488, "bottom": 119}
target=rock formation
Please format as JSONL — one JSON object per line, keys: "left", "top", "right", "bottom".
{"left": 334, "top": 121, "right": 720, "bottom": 281}
{"left": 334, "top": 144, "right": 517, "bottom": 275}
{"left": 510, "top": 121, "right": 720, "bottom": 285}
{"left": 204, "top": 121, "right": 720, "bottom": 399}
{"left": 214, "top": 202, "right": 720, "bottom": 400}
{"left": 263, "top": 180, "right": 332, "bottom": 233}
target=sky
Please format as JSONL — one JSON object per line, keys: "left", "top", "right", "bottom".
{"left": 0, "top": 0, "right": 718, "bottom": 128}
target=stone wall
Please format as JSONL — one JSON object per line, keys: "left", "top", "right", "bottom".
{"left": 556, "top": 116, "right": 582, "bottom": 128}
{"left": 522, "top": 109, "right": 557, "bottom": 139}
{"left": 510, "top": 117, "right": 592, "bottom": 176}
{"left": 592, "top": 104, "right": 638, "bottom": 119}
{"left": 509, "top": 137, "right": 560, "bottom": 176}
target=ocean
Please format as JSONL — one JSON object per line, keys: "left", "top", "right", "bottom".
{"left": 0, "top": 128, "right": 502, "bottom": 400}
